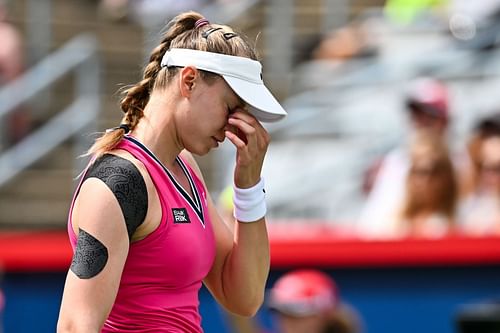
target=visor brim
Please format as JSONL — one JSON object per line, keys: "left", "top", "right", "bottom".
{"left": 223, "top": 76, "right": 287, "bottom": 123}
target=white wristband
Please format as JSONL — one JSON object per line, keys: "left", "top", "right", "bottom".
{"left": 233, "top": 178, "right": 266, "bottom": 223}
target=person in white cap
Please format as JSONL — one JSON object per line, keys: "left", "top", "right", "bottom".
{"left": 357, "top": 77, "right": 452, "bottom": 239}
{"left": 57, "top": 11, "right": 286, "bottom": 333}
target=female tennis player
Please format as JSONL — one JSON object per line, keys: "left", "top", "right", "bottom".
{"left": 57, "top": 10, "right": 286, "bottom": 333}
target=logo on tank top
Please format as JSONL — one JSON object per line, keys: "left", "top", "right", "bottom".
{"left": 172, "top": 208, "right": 191, "bottom": 223}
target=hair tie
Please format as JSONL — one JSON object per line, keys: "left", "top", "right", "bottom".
{"left": 119, "top": 124, "right": 130, "bottom": 134}
{"left": 106, "top": 124, "right": 130, "bottom": 134}
{"left": 195, "top": 18, "right": 210, "bottom": 29}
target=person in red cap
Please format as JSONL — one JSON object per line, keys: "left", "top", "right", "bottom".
{"left": 267, "top": 269, "right": 361, "bottom": 333}
{"left": 357, "top": 77, "right": 455, "bottom": 239}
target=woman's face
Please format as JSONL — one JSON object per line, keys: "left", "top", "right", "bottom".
{"left": 409, "top": 108, "right": 447, "bottom": 133}
{"left": 275, "top": 312, "right": 326, "bottom": 333}
{"left": 408, "top": 150, "right": 449, "bottom": 203}
{"left": 480, "top": 136, "right": 500, "bottom": 191}
{"left": 179, "top": 71, "right": 245, "bottom": 155}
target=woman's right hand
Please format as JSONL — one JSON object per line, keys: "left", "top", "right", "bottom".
{"left": 225, "top": 109, "right": 271, "bottom": 189}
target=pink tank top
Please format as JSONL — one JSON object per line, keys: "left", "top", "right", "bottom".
{"left": 67, "top": 135, "right": 216, "bottom": 332}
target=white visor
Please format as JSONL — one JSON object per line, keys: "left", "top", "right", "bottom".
{"left": 161, "top": 48, "right": 287, "bottom": 122}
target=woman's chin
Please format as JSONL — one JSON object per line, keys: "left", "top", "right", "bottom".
{"left": 195, "top": 145, "right": 213, "bottom": 156}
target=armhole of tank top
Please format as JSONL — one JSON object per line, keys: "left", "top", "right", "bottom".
{"left": 113, "top": 144, "right": 171, "bottom": 243}
{"left": 131, "top": 166, "right": 170, "bottom": 244}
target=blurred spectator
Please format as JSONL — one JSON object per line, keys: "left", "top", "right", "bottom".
{"left": 0, "top": 0, "right": 30, "bottom": 147}
{"left": 289, "top": 21, "right": 377, "bottom": 95}
{"left": 459, "top": 112, "right": 500, "bottom": 195}
{"left": 0, "top": 2, "right": 22, "bottom": 84}
{"left": 395, "top": 129, "right": 458, "bottom": 238}
{"left": 357, "top": 77, "right": 452, "bottom": 239}
{"left": 267, "top": 269, "right": 362, "bottom": 333}
{"left": 312, "top": 25, "right": 372, "bottom": 62}
{"left": 457, "top": 113, "right": 500, "bottom": 236}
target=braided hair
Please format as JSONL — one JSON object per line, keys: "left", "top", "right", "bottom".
{"left": 87, "top": 11, "right": 257, "bottom": 157}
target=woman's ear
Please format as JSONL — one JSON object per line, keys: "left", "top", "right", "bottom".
{"left": 179, "top": 66, "right": 198, "bottom": 97}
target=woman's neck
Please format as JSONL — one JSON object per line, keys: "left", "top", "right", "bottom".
{"left": 131, "top": 94, "right": 183, "bottom": 169}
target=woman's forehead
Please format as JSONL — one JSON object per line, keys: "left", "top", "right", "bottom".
{"left": 218, "top": 78, "right": 245, "bottom": 107}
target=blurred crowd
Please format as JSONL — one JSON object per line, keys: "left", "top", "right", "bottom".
{"left": 263, "top": 0, "right": 500, "bottom": 241}
{"left": 357, "top": 77, "right": 500, "bottom": 239}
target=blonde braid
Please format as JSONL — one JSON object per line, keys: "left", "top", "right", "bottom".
{"left": 86, "top": 40, "right": 174, "bottom": 157}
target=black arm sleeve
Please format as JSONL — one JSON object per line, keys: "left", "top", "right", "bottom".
{"left": 84, "top": 154, "right": 148, "bottom": 240}
{"left": 70, "top": 228, "right": 108, "bottom": 279}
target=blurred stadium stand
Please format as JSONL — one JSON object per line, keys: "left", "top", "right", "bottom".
{"left": 0, "top": 0, "right": 143, "bottom": 228}
{"left": 2, "top": 0, "right": 500, "bottom": 232}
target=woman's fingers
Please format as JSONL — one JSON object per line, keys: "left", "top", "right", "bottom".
{"left": 225, "top": 130, "right": 246, "bottom": 150}
{"left": 228, "top": 110, "right": 269, "bottom": 149}
{"left": 227, "top": 116, "right": 267, "bottom": 157}
{"left": 225, "top": 110, "right": 271, "bottom": 188}
{"left": 227, "top": 117, "right": 256, "bottom": 144}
